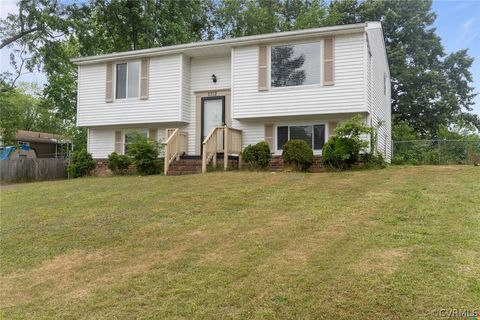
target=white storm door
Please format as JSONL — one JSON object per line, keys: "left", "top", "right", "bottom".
{"left": 202, "top": 97, "right": 225, "bottom": 144}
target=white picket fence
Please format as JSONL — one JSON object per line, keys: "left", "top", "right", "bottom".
{"left": 0, "top": 158, "right": 68, "bottom": 181}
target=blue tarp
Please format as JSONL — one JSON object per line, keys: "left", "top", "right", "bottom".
{"left": 0, "top": 145, "right": 32, "bottom": 160}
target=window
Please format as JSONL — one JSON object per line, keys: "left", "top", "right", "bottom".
{"left": 277, "top": 124, "right": 325, "bottom": 150}
{"left": 124, "top": 130, "right": 148, "bottom": 154}
{"left": 271, "top": 42, "right": 321, "bottom": 88}
{"left": 116, "top": 61, "right": 140, "bottom": 99}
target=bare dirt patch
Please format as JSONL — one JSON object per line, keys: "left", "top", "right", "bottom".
{"left": 350, "top": 248, "right": 412, "bottom": 274}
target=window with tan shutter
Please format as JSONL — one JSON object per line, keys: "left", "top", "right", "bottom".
{"left": 323, "top": 38, "right": 334, "bottom": 86}
{"left": 106, "top": 63, "right": 114, "bottom": 102}
{"left": 149, "top": 128, "right": 158, "bottom": 142}
{"left": 258, "top": 46, "right": 268, "bottom": 91}
{"left": 264, "top": 124, "right": 274, "bottom": 151}
{"left": 114, "top": 131, "right": 123, "bottom": 154}
{"left": 328, "top": 122, "right": 338, "bottom": 137}
{"left": 140, "top": 59, "right": 149, "bottom": 99}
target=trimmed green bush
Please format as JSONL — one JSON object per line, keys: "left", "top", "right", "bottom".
{"left": 107, "top": 152, "right": 132, "bottom": 174}
{"left": 126, "top": 133, "right": 161, "bottom": 175}
{"left": 242, "top": 141, "right": 271, "bottom": 170}
{"left": 67, "top": 148, "right": 95, "bottom": 178}
{"left": 322, "top": 136, "right": 360, "bottom": 170}
{"left": 282, "top": 139, "right": 314, "bottom": 171}
{"left": 322, "top": 115, "right": 374, "bottom": 170}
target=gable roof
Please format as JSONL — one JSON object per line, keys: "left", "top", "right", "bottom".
{"left": 71, "top": 23, "right": 370, "bottom": 65}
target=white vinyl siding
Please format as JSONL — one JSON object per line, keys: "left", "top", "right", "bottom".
{"left": 187, "top": 55, "right": 231, "bottom": 154}
{"left": 190, "top": 55, "right": 231, "bottom": 91}
{"left": 232, "top": 33, "right": 366, "bottom": 119}
{"left": 366, "top": 24, "right": 391, "bottom": 162}
{"left": 181, "top": 54, "right": 191, "bottom": 122}
{"left": 87, "top": 128, "right": 115, "bottom": 159}
{"left": 77, "top": 54, "right": 182, "bottom": 126}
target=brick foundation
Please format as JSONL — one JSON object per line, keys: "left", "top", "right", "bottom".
{"left": 168, "top": 156, "right": 239, "bottom": 175}
{"left": 267, "top": 155, "right": 325, "bottom": 172}
{"left": 93, "top": 159, "right": 111, "bottom": 176}
{"left": 93, "top": 159, "right": 135, "bottom": 176}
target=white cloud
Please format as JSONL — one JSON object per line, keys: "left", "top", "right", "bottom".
{"left": 461, "top": 17, "right": 474, "bottom": 30}
{"left": 457, "top": 17, "right": 478, "bottom": 47}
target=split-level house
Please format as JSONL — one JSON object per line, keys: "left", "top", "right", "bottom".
{"left": 72, "top": 22, "right": 391, "bottom": 174}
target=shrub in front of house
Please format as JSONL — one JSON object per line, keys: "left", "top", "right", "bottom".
{"left": 126, "top": 133, "right": 161, "bottom": 175}
{"left": 242, "top": 141, "right": 271, "bottom": 170}
{"left": 107, "top": 152, "right": 132, "bottom": 174}
{"left": 67, "top": 148, "right": 95, "bottom": 178}
{"left": 282, "top": 139, "right": 314, "bottom": 171}
{"left": 322, "top": 136, "right": 361, "bottom": 170}
{"left": 322, "top": 115, "right": 374, "bottom": 170}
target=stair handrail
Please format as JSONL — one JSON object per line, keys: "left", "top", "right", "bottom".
{"left": 202, "top": 125, "right": 243, "bottom": 173}
{"left": 164, "top": 128, "right": 180, "bottom": 175}
{"left": 201, "top": 127, "right": 220, "bottom": 173}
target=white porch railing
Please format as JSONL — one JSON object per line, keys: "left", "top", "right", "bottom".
{"left": 202, "top": 126, "right": 242, "bottom": 173}
{"left": 164, "top": 128, "right": 188, "bottom": 175}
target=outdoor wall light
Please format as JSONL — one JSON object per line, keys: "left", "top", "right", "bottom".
{"left": 211, "top": 74, "right": 217, "bottom": 83}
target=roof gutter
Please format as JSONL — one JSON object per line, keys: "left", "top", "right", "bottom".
{"left": 71, "top": 23, "right": 366, "bottom": 65}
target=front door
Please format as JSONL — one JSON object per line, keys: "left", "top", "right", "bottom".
{"left": 201, "top": 96, "right": 225, "bottom": 146}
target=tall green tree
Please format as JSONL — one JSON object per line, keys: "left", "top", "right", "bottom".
{"left": 327, "top": 0, "right": 478, "bottom": 137}
{"left": 213, "top": 0, "right": 328, "bottom": 37}
{"left": 1, "top": 0, "right": 215, "bottom": 150}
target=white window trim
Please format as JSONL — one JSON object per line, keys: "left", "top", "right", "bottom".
{"left": 114, "top": 60, "right": 141, "bottom": 101}
{"left": 274, "top": 122, "right": 329, "bottom": 155}
{"left": 268, "top": 40, "right": 322, "bottom": 91}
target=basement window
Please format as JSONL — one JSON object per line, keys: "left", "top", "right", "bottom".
{"left": 277, "top": 124, "right": 325, "bottom": 150}
{"left": 124, "top": 129, "right": 148, "bottom": 154}
{"left": 116, "top": 61, "right": 140, "bottom": 99}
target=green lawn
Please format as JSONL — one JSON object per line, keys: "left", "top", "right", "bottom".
{"left": 1, "top": 166, "right": 479, "bottom": 319}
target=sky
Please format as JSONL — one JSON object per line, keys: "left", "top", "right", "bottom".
{"left": 0, "top": 0, "right": 479, "bottom": 115}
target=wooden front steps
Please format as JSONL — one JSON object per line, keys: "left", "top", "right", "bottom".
{"left": 167, "top": 155, "right": 239, "bottom": 176}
